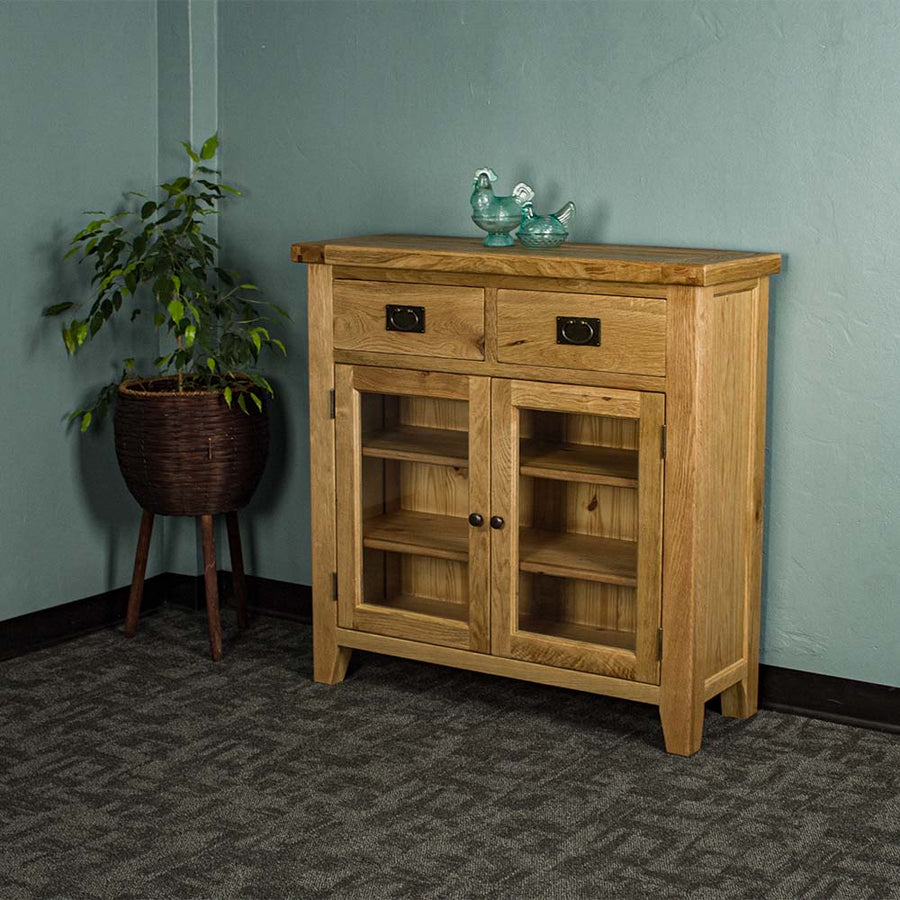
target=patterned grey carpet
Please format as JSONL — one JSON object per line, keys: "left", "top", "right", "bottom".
{"left": 1, "top": 606, "right": 898, "bottom": 900}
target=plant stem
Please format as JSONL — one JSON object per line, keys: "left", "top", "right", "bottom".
{"left": 176, "top": 334, "right": 184, "bottom": 392}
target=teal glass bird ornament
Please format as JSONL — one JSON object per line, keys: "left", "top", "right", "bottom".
{"left": 470, "top": 168, "right": 535, "bottom": 247}
{"left": 517, "top": 200, "right": 577, "bottom": 249}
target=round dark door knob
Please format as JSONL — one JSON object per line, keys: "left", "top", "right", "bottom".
{"left": 489, "top": 516, "right": 505, "bottom": 530}
{"left": 468, "top": 513, "right": 484, "bottom": 527}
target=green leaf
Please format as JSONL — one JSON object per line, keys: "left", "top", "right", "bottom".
{"left": 239, "top": 284, "right": 259, "bottom": 291}
{"left": 184, "top": 324, "right": 197, "bottom": 347}
{"left": 62, "top": 325, "right": 76, "bottom": 355}
{"left": 224, "top": 386, "right": 233, "bottom": 407}
{"left": 153, "top": 312, "right": 166, "bottom": 328}
{"left": 207, "top": 357, "right": 216, "bottom": 373}
{"left": 251, "top": 330, "right": 262, "bottom": 353}
{"left": 141, "top": 200, "right": 157, "bottom": 219}
{"left": 250, "top": 392, "right": 262, "bottom": 412}
{"left": 42, "top": 301, "right": 75, "bottom": 317}
{"left": 124, "top": 358, "right": 135, "bottom": 369}
{"left": 80, "top": 411, "right": 92, "bottom": 433}
{"left": 237, "top": 392, "right": 248, "bottom": 414}
{"left": 63, "top": 245, "right": 81, "bottom": 260}
{"left": 220, "top": 184, "right": 242, "bottom": 196}
{"left": 74, "top": 321, "right": 89, "bottom": 346}
{"left": 168, "top": 299, "right": 184, "bottom": 324}
{"left": 273, "top": 339, "right": 286, "bottom": 355}
{"left": 181, "top": 140, "right": 200, "bottom": 163}
{"left": 200, "top": 133, "right": 219, "bottom": 160}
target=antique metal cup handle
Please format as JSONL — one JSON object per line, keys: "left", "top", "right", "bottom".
{"left": 556, "top": 316, "right": 601, "bottom": 346}
{"left": 386, "top": 305, "right": 426, "bottom": 333}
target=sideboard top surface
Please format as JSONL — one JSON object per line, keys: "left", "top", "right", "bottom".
{"left": 291, "top": 234, "right": 781, "bottom": 286}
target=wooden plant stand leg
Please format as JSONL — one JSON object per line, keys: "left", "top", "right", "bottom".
{"left": 200, "top": 514, "right": 223, "bottom": 661}
{"left": 225, "top": 511, "right": 248, "bottom": 630}
{"left": 124, "top": 509, "right": 155, "bottom": 638}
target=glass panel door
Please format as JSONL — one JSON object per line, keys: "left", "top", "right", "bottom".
{"left": 335, "top": 365, "right": 490, "bottom": 652}
{"left": 491, "top": 380, "right": 664, "bottom": 683}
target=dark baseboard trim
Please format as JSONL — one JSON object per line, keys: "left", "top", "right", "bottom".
{"left": 758, "top": 664, "right": 900, "bottom": 734}
{"left": 3, "top": 578, "right": 896, "bottom": 734}
{"left": 0, "top": 574, "right": 170, "bottom": 662}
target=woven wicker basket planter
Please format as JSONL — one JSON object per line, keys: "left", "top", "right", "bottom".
{"left": 114, "top": 377, "right": 269, "bottom": 517}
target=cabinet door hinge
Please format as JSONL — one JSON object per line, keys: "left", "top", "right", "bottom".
{"left": 332, "top": 571, "right": 338, "bottom": 602}
{"left": 658, "top": 627, "right": 663, "bottom": 659}
{"left": 329, "top": 389, "right": 335, "bottom": 419}
{"left": 660, "top": 425, "right": 667, "bottom": 459}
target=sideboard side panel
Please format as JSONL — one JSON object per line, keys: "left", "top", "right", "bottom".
{"left": 308, "top": 264, "right": 352, "bottom": 683}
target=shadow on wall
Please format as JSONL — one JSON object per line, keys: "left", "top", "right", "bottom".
{"left": 75, "top": 414, "right": 138, "bottom": 591}
{"left": 240, "top": 374, "right": 292, "bottom": 574}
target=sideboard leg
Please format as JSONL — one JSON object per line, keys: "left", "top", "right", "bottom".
{"left": 720, "top": 662, "right": 759, "bottom": 719}
{"left": 659, "top": 698, "right": 705, "bottom": 757}
{"left": 313, "top": 603, "right": 352, "bottom": 684}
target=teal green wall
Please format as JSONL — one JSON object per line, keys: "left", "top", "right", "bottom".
{"left": 217, "top": 1, "right": 900, "bottom": 687}
{"left": 0, "top": 0, "right": 159, "bottom": 619}
{"left": 3, "top": 1, "right": 897, "bottom": 689}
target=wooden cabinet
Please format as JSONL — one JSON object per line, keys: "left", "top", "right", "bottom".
{"left": 292, "top": 235, "right": 780, "bottom": 755}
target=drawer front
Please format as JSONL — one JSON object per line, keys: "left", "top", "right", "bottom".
{"left": 333, "top": 280, "right": 485, "bottom": 360}
{"left": 496, "top": 290, "right": 666, "bottom": 375}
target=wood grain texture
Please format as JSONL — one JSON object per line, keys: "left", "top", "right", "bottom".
{"left": 510, "top": 381, "right": 641, "bottom": 418}
{"left": 351, "top": 365, "right": 471, "bottom": 401}
{"left": 659, "top": 285, "right": 705, "bottom": 756}
{"left": 635, "top": 392, "right": 665, "bottom": 685}
{"left": 362, "top": 425, "right": 468, "bottom": 467}
{"left": 697, "top": 286, "right": 753, "bottom": 680}
{"left": 330, "top": 265, "right": 681, "bottom": 299}
{"left": 362, "top": 509, "right": 468, "bottom": 561}
{"left": 353, "top": 600, "right": 471, "bottom": 650}
{"left": 721, "top": 278, "right": 770, "bottom": 719}
{"left": 292, "top": 235, "right": 781, "bottom": 286}
{"left": 336, "top": 627, "right": 661, "bottom": 704}
{"left": 333, "top": 279, "right": 485, "bottom": 360}
{"left": 490, "top": 378, "right": 516, "bottom": 659}
{"left": 334, "top": 348, "right": 667, "bottom": 393}
{"left": 308, "top": 265, "right": 352, "bottom": 683}
{"left": 519, "top": 529, "right": 637, "bottom": 586}
{"left": 466, "top": 375, "right": 492, "bottom": 653}
{"left": 519, "top": 440, "right": 638, "bottom": 487}
{"left": 497, "top": 290, "right": 666, "bottom": 376}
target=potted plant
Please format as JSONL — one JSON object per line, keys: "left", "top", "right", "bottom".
{"left": 44, "top": 135, "right": 286, "bottom": 659}
{"left": 44, "top": 133, "right": 286, "bottom": 518}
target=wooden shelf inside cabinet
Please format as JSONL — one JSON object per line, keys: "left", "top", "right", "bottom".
{"left": 517, "top": 615, "right": 637, "bottom": 652}
{"left": 519, "top": 441, "right": 638, "bottom": 487}
{"left": 362, "top": 425, "right": 468, "bottom": 467}
{"left": 364, "top": 594, "right": 468, "bottom": 623}
{"left": 363, "top": 510, "right": 469, "bottom": 562}
{"left": 519, "top": 528, "right": 637, "bottom": 586}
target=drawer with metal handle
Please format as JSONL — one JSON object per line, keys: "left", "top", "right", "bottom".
{"left": 497, "top": 289, "right": 666, "bottom": 375}
{"left": 333, "top": 280, "right": 485, "bottom": 360}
